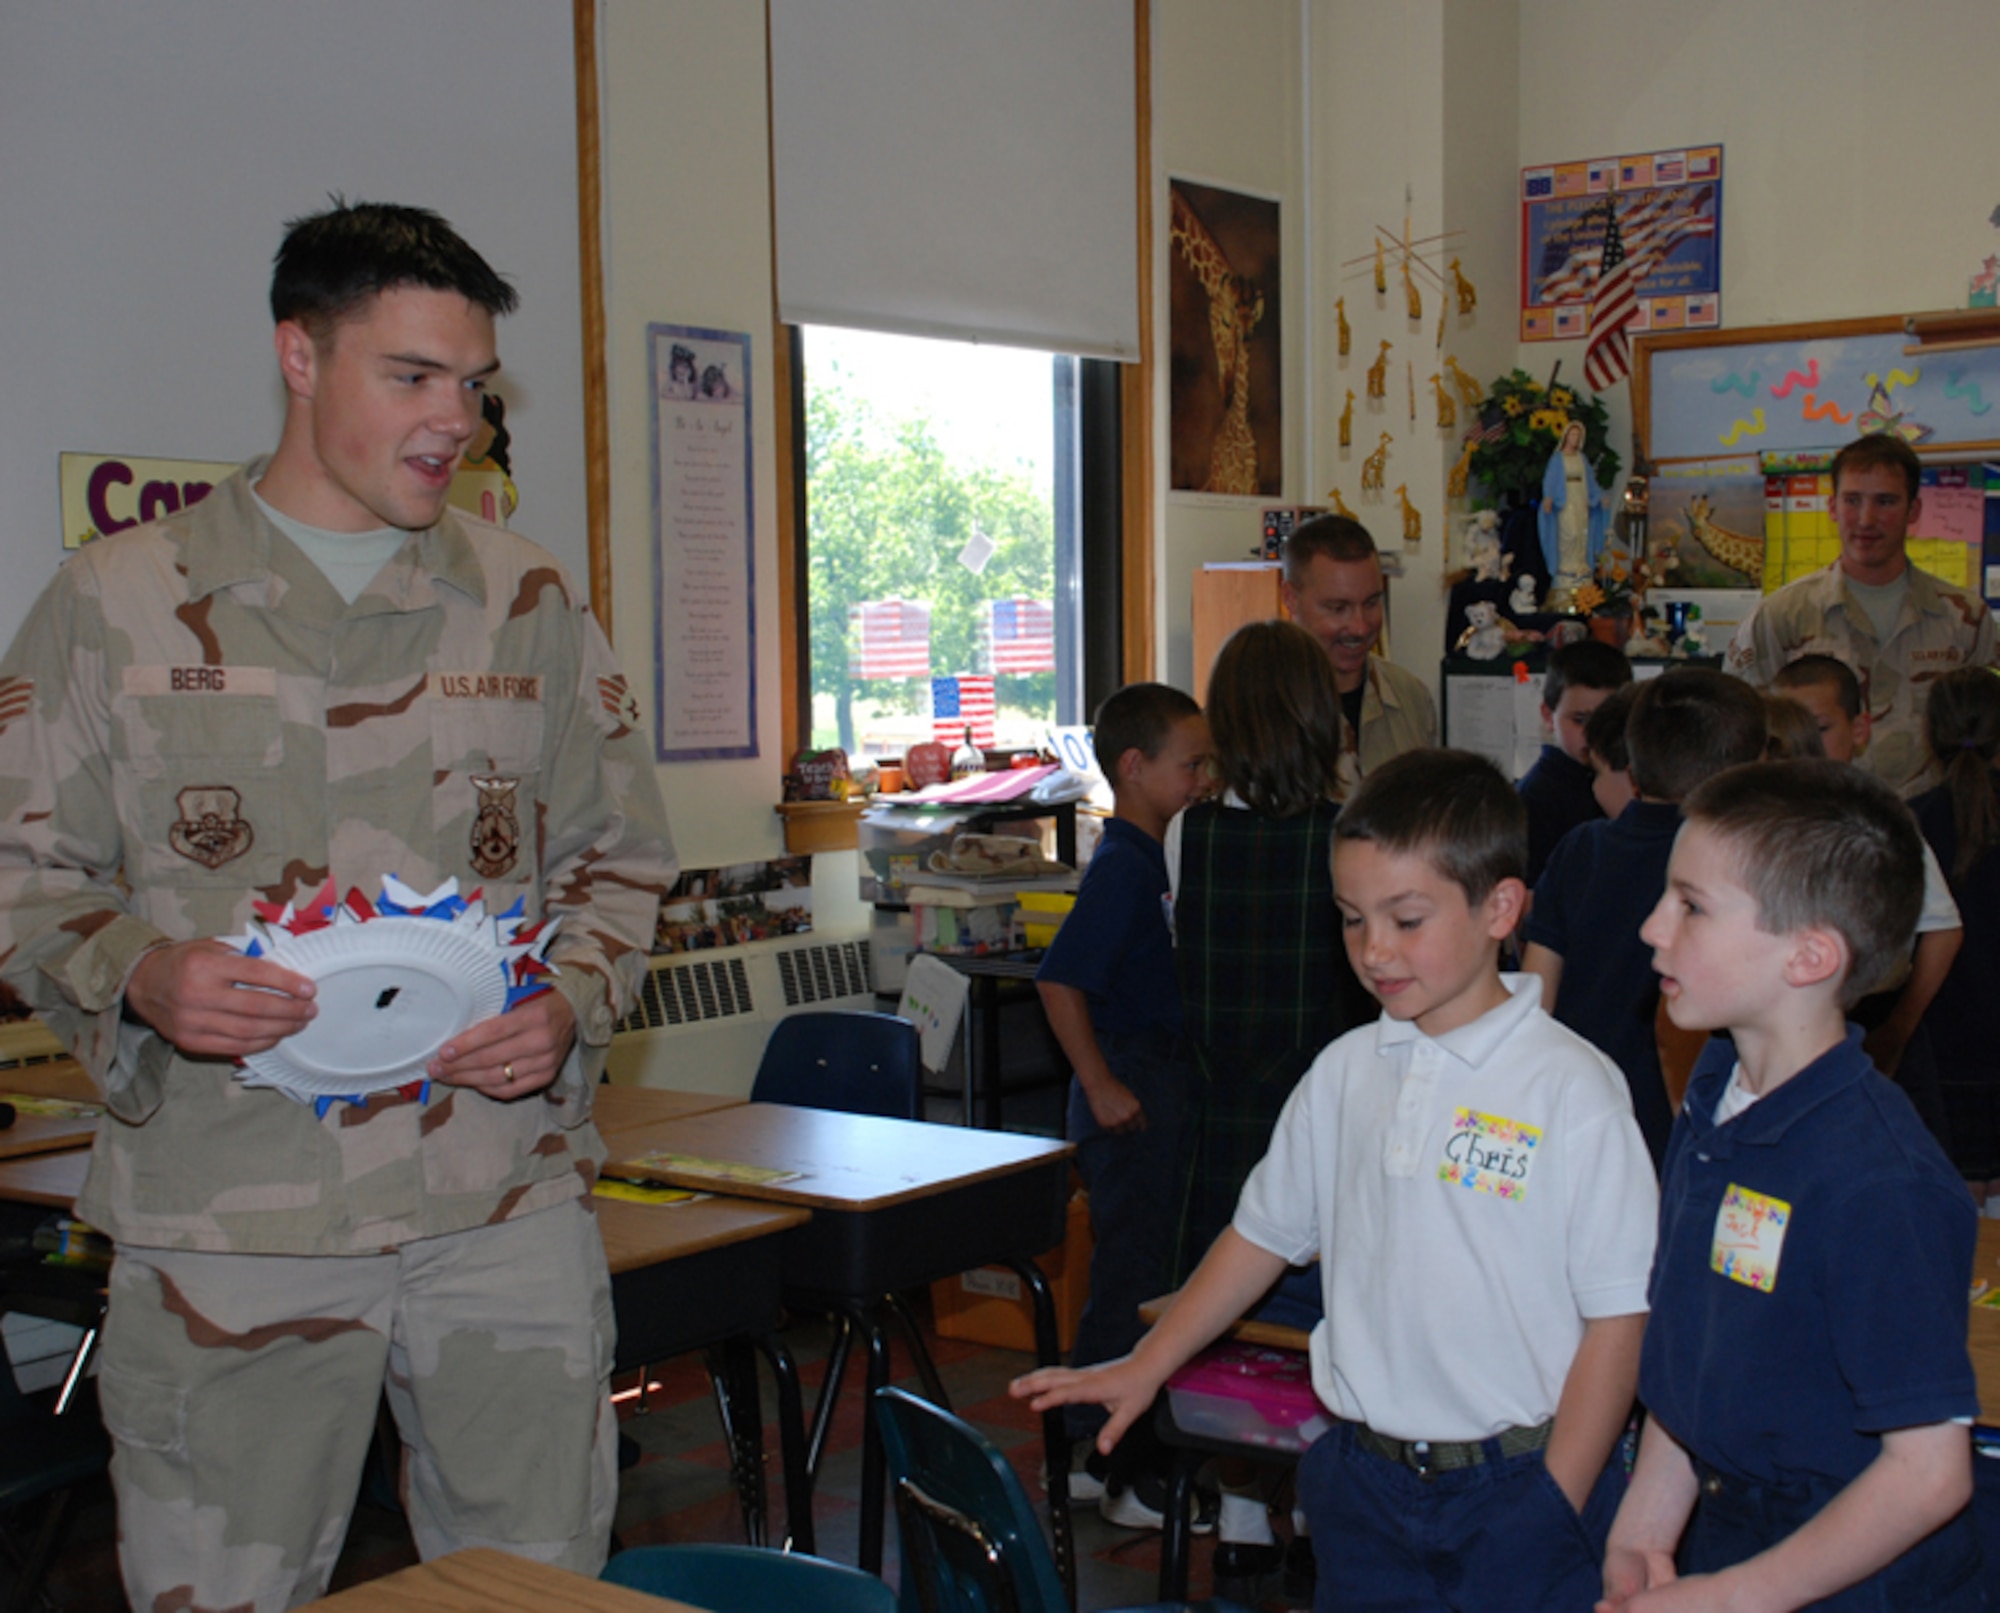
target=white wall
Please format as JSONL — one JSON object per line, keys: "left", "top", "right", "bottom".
{"left": 1516, "top": 0, "right": 2000, "bottom": 477}
{"left": 0, "top": 1, "right": 590, "bottom": 649}
{"left": 1153, "top": 0, "right": 1307, "bottom": 692}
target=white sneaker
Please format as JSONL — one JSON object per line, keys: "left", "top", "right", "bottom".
{"left": 1100, "top": 1478, "right": 1218, "bottom": 1534}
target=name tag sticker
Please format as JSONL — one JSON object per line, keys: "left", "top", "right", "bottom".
{"left": 1438, "top": 1108, "right": 1541, "bottom": 1201}
{"left": 1711, "top": 1183, "right": 1791, "bottom": 1293}
{"left": 123, "top": 664, "right": 278, "bottom": 698}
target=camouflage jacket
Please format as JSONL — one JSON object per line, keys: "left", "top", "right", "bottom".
{"left": 0, "top": 464, "right": 678, "bottom": 1253}
{"left": 1725, "top": 560, "right": 1998, "bottom": 797}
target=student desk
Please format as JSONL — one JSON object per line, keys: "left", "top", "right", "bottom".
{"left": 305, "top": 1546, "right": 707, "bottom": 1611}
{"left": 0, "top": 1104, "right": 96, "bottom": 1161}
{"left": 1965, "top": 1217, "right": 2000, "bottom": 1423}
{"left": 604, "top": 1103, "right": 1077, "bottom": 1588}
{"left": 590, "top": 1083, "right": 745, "bottom": 1136}
{"left": 934, "top": 951, "right": 1047, "bottom": 1128}
{"left": 0, "top": 1144, "right": 820, "bottom": 1553}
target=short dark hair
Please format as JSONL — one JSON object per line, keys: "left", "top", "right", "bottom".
{"left": 1772, "top": 654, "right": 1862, "bottom": 721}
{"left": 1683, "top": 759, "right": 1923, "bottom": 1006}
{"left": 1542, "top": 640, "right": 1633, "bottom": 713}
{"left": 1282, "top": 514, "right": 1380, "bottom": 587}
{"left": 1091, "top": 681, "right": 1202, "bottom": 775}
{"left": 271, "top": 199, "right": 518, "bottom": 336}
{"left": 1206, "top": 620, "right": 1346, "bottom": 816}
{"left": 1626, "top": 668, "right": 1767, "bottom": 803}
{"left": 1335, "top": 747, "right": 1526, "bottom": 907}
{"left": 1924, "top": 666, "right": 2000, "bottom": 880}
{"left": 1831, "top": 433, "right": 1922, "bottom": 502}
{"left": 1762, "top": 693, "right": 1828, "bottom": 761}
{"left": 1584, "top": 682, "right": 1641, "bottom": 772}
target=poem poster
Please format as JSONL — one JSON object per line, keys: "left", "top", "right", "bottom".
{"left": 650, "top": 323, "right": 756, "bottom": 760}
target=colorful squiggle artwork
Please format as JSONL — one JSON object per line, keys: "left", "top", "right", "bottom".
{"left": 1769, "top": 362, "right": 1820, "bottom": 398}
{"left": 1800, "top": 392, "right": 1853, "bottom": 424}
{"left": 1710, "top": 372, "right": 1759, "bottom": 398}
{"left": 1944, "top": 370, "right": 1993, "bottom": 417}
{"left": 1718, "top": 408, "right": 1767, "bottom": 447}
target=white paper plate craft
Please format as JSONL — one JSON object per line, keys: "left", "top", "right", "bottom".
{"left": 218, "top": 875, "right": 560, "bottom": 1115}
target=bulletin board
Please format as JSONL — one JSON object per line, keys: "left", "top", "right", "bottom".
{"left": 1633, "top": 316, "right": 2000, "bottom": 466}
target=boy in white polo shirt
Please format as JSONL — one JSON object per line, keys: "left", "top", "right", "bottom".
{"left": 1014, "top": 748, "right": 1657, "bottom": 1611}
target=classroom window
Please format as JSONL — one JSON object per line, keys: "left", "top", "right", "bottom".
{"left": 801, "top": 325, "right": 1092, "bottom": 757}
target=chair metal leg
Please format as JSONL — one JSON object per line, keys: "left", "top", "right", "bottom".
{"left": 706, "top": 1340, "right": 768, "bottom": 1547}
{"left": 750, "top": 1331, "right": 817, "bottom": 1557}
{"left": 883, "top": 1290, "right": 951, "bottom": 1410}
{"left": 1157, "top": 1446, "right": 1197, "bottom": 1602}
{"left": 806, "top": 1312, "right": 855, "bottom": 1481}
{"left": 999, "top": 1254, "right": 1073, "bottom": 1610}
{"left": 4, "top": 1486, "right": 76, "bottom": 1613}
{"left": 857, "top": 1307, "right": 894, "bottom": 1577}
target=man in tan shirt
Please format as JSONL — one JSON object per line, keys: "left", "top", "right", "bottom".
{"left": 1280, "top": 515, "right": 1437, "bottom": 775}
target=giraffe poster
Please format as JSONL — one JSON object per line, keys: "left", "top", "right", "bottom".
{"left": 1168, "top": 179, "right": 1282, "bottom": 497}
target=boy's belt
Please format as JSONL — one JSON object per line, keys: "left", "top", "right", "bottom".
{"left": 1353, "top": 1418, "right": 1553, "bottom": 1478}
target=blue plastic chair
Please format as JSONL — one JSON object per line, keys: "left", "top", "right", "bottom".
{"left": 0, "top": 1284, "right": 109, "bottom": 1613}
{"left": 750, "top": 1011, "right": 922, "bottom": 1119}
{"left": 873, "top": 1387, "right": 1252, "bottom": 1613}
{"left": 603, "top": 1543, "right": 896, "bottom": 1612}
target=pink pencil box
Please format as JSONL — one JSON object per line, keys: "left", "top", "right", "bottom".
{"left": 1165, "top": 1342, "right": 1333, "bottom": 1453}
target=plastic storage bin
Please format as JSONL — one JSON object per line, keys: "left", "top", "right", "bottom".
{"left": 1165, "top": 1341, "right": 1332, "bottom": 1454}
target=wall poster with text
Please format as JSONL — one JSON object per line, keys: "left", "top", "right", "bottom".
{"left": 1520, "top": 147, "right": 1723, "bottom": 343}
{"left": 650, "top": 322, "right": 757, "bottom": 760}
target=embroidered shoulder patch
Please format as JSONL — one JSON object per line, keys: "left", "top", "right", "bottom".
{"left": 1711, "top": 1184, "right": 1790, "bottom": 1293}
{"left": 1437, "top": 1108, "right": 1541, "bottom": 1201}
{"left": 169, "top": 785, "right": 254, "bottom": 869}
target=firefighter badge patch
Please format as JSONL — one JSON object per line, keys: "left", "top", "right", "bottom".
{"left": 470, "top": 774, "right": 522, "bottom": 878}
{"left": 169, "top": 785, "right": 255, "bottom": 870}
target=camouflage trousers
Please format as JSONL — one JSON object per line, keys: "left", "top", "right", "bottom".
{"left": 97, "top": 1199, "right": 618, "bottom": 1612}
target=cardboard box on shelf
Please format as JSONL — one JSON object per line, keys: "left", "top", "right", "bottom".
{"left": 931, "top": 1187, "right": 1092, "bottom": 1353}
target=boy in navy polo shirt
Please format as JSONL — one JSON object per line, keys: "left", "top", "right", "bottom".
{"left": 1519, "top": 640, "right": 1633, "bottom": 885}
{"left": 1017, "top": 750, "right": 1658, "bottom": 1612}
{"left": 1523, "top": 670, "right": 1767, "bottom": 1166}
{"left": 1603, "top": 760, "right": 1981, "bottom": 1611}
{"left": 1036, "top": 682, "right": 1209, "bottom": 1524}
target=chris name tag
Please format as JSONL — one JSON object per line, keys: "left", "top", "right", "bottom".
{"left": 1711, "top": 1183, "right": 1791, "bottom": 1293}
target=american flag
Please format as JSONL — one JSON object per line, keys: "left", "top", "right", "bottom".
{"left": 985, "top": 598, "right": 1056, "bottom": 675}
{"left": 932, "top": 674, "right": 996, "bottom": 748}
{"left": 1584, "top": 202, "right": 1638, "bottom": 392}
{"left": 849, "top": 599, "right": 931, "bottom": 680}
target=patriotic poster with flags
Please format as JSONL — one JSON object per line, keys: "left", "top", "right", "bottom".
{"left": 849, "top": 599, "right": 932, "bottom": 680}
{"left": 932, "top": 675, "right": 996, "bottom": 748}
{"left": 1520, "top": 147, "right": 1722, "bottom": 342}
{"left": 983, "top": 598, "right": 1056, "bottom": 674}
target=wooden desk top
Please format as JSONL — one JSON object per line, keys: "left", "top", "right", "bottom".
{"left": 594, "top": 1193, "right": 809, "bottom": 1276}
{"left": 0, "top": 1057, "right": 98, "bottom": 1102}
{"left": 0, "top": 1147, "right": 809, "bottom": 1280}
{"left": 0, "top": 1145, "right": 88, "bottom": 1208}
{"left": 1138, "top": 1292, "right": 1313, "bottom": 1353}
{"left": 1967, "top": 1219, "right": 2000, "bottom": 1424}
{"left": 0, "top": 1106, "right": 97, "bottom": 1162}
{"left": 309, "top": 1548, "right": 705, "bottom": 1611}
{"left": 604, "top": 1102, "right": 1072, "bottom": 1212}
{"left": 590, "top": 1084, "right": 746, "bottom": 1136}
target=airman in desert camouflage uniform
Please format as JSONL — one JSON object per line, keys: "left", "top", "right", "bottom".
{"left": 1725, "top": 433, "right": 1997, "bottom": 797}
{"left": 0, "top": 202, "right": 677, "bottom": 1611}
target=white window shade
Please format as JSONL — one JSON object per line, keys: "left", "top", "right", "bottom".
{"left": 769, "top": 0, "right": 1139, "bottom": 361}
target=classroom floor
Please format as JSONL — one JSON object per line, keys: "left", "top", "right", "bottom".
{"left": 26, "top": 1300, "right": 1306, "bottom": 1611}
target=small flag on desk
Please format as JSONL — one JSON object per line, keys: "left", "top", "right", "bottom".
{"left": 985, "top": 598, "right": 1056, "bottom": 674}
{"left": 932, "top": 674, "right": 995, "bottom": 747}
{"left": 849, "top": 599, "right": 931, "bottom": 680}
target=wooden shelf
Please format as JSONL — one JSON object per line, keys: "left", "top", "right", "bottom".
{"left": 774, "top": 799, "right": 866, "bottom": 853}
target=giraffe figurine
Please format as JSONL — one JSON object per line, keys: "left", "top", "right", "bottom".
{"left": 1444, "top": 355, "right": 1484, "bottom": 410}
{"left": 1325, "top": 486, "right": 1356, "bottom": 518}
{"left": 1366, "top": 339, "right": 1393, "bottom": 400}
{"left": 1170, "top": 189, "right": 1266, "bottom": 495}
{"left": 1685, "top": 494, "right": 1766, "bottom": 585}
{"left": 1450, "top": 257, "right": 1478, "bottom": 315}
{"left": 1336, "top": 296, "right": 1351, "bottom": 357}
{"left": 1447, "top": 437, "right": 1476, "bottom": 499}
{"left": 1339, "top": 388, "right": 1355, "bottom": 448}
{"left": 1361, "top": 432, "right": 1393, "bottom": 492}
{"left": 1395, "top": 484, "right": 1422, "bottom": 545}
{"left": 1402, "top": 258, "right": 1422, "bottom": 322}
{"left": 1430, "top": 374, "right": 1456, "bottom": 430}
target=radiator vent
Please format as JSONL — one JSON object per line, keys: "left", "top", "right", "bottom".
{"left": 776, "top": 940, "right": 872, "bottom": 1007}
{"left": 616, "top": 955, "right": 756, "bottom": 1034}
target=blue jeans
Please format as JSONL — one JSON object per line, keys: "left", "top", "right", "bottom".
{"left": 1066, "top": 1026, "right": 1192, "bottom": 1457}
{"left": 1682, "top": 1458, "right": 1985, "bottom": 1610}
{"left": 1297, "top": 1420, "right": 1625, "bottom": 1612}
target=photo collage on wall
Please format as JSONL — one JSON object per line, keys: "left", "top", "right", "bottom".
{"left": 652, "top": 856, "right": 813, "bottom": 955}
